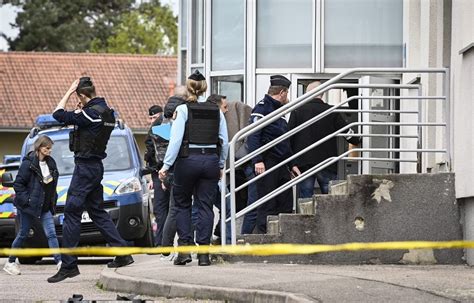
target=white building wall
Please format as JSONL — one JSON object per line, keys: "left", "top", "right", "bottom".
{"left": 451, "top": 0, "right": 474, "bottom": 199}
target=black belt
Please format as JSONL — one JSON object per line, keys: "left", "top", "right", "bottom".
{"left": 188, "top": 148, "right": 217, "bottom": 155}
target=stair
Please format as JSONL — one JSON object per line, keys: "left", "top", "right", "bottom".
{"left": 222, "top": 173, "right": 464, "bottom": 265}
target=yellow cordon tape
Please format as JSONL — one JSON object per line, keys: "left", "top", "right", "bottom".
{"left": 1, "top": 241, "right": 474, "bottom": 257}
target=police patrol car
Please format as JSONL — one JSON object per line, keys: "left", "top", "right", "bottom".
{"left": 14, "top": 114, "right": 153, "bottom": 263}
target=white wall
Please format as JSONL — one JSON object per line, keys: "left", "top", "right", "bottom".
{"left": 451, "top": 0, "right": 474, "bottom": 199}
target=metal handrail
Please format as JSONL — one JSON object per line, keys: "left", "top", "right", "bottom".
{"left": 226, "top": 148, "right": 446, "bottom": 224}
{"left": 227, "top": 122, "right": 445, "bottom": 196}
{"left": 223, "top": 68, "right": 449, "bottom": 245}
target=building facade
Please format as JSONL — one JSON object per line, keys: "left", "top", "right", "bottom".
{"left": 178, "top": 0, "right": 474, "bottom": 262}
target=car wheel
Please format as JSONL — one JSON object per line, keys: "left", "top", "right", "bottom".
{"left": 134, "top": 215, "right": 153, "bottom": 247}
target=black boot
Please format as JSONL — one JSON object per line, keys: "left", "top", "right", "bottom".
{"left": 198, "top": 254, "right": 211, "bottom": 266}
{"left": 47, "top": 267, "right": 80, "bottom": 283}
{"left": 107, "top": 255, "right": 134, "bottom": 268}
{"left": 173, "top": 253, "right": 192, "bottom": 265}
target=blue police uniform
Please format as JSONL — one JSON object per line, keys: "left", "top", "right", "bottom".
{"left": 162, "top": 102, "right": 228, "bottom": 254}
{"left": 247, "top": 94, "right": 295, "bottom": 234}
{"left": 53, "top": 97, "right": 128, "bottom": 269}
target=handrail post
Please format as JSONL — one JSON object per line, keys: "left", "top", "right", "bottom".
{"left": 220, "top": 162, "right": 227, "bottom": 246}
{"left": 443, "top": 69, "right": 451, "bottom": 170}
{"left": 229, "top": 142, "right": 237, "bottom": 245}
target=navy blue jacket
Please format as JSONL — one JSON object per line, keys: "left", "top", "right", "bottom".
{"left": 13, "top": 152, "right": 59, "bottom": 217}
{"left": 247, "top": 94, "right": 294, "bottom": 167}
{"left": 53, "top": 97, "right": 110, "bottom": 160}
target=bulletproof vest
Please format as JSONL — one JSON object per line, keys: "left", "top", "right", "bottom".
{"left": 179, "top": 102, "right": 220, "bottom": 157}
{"left": 69, "top": 105, "right": 115, "bottom": 158}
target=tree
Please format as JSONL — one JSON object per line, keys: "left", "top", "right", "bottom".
{"left": 3, "top": 0, "right": 133, "bottom": 52}
{"left": 91, "top": 1, "right": 177, "bottom": 55}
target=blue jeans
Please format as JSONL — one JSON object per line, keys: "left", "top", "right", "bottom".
{"left": 241, "top": 165, "right": 258, "bottom": 234}
{"left": 10, "top": 210, "right": 61, "bottom": 264}
{"left": 299, "top": 169, "right": 338, "bottom": 197}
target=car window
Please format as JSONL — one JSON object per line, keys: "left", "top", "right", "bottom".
{"left": 26, "top": 136, "right": 132, "bottom": 175}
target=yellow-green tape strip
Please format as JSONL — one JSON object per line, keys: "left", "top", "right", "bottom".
{"left": 1, "top": 241, "right": 474, "bottom": 257}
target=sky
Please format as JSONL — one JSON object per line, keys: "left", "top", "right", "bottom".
{"left": 0, "top": 0, "right": 178, "bottom": 52}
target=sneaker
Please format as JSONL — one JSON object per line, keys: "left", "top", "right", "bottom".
{"left": 3, "top": 262, "right": 20, "bottom": 275}
{"left": 160, "top": 253, "right": 175, "bottom": 262}
{"left": 56, "top": 261, "right": 62, "bottom": 271}
{"left": 47, "top": 267, "right": 80, "bottom": 283}
{"left": 107, "top": 255, "right": 134, "bottom": 268}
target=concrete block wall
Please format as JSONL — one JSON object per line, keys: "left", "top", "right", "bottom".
{"left": 226, "top": 173, "right": 464, "bottom": 265}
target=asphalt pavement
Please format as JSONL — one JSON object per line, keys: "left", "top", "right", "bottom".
{"left": 100, "top": 254, "right": 474, "bottom": 302}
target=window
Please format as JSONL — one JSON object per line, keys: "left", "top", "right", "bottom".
{"left": 324, "top": 0, "right": 403, "bottom": 68}
{"left": 180, "top": 0, "right": 188, "bottom": 48}
{"left": 191, "top": 0, "right": 205, "bottom": 64}
{"left": 211, "top": 76, "right": 244, "bottom": 102}
{"left": 211, "top": 0, "right": 245, "bottom": 71}
{"left": 256, "top": 0, "right": 313, "bottom": 68}
{"left": 30, "top": 136, "right": 133, "bottom": 176}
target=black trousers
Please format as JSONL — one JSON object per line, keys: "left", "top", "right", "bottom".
{"left": 255, "top": 156, "right": 293, "bottom": 234}
{"left": 62, "top": 160, "right": 127, "bottom": 268}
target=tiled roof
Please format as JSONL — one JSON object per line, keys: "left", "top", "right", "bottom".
{"left": 0, "top": 52, "right": 177, "bottom": 131}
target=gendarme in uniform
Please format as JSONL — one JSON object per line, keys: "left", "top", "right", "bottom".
{"left": 48, "top": 77, "right": 133, "bottom": 283}
{"left": 160, "top": 71, "right": 228, "bottom": 266}
{"left": 247, "top": 75, "right": 297, "bottom": 234}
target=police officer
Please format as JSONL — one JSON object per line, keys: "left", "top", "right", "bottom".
{"left": 144, "top": 105, "right": 168, "bottom": 246}
{"left": 48, "top": 77, "right": 133, "bottom": 283}
{"left": 247, "top": 75, "right": 301, "bottom": 234}
{"left": 159, "top": 70, "right": 228, "bottom": 266}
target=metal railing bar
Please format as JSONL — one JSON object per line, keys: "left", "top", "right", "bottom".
{"left": 336, "top": 134, "right": 419, "bottom": 138}
{"left": 334, "top": 109, "right": 419, "bottom": 114}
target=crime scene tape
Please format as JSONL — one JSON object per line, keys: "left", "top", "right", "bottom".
{"left": 1, "top": 240, "right": 474, "bottom": 257}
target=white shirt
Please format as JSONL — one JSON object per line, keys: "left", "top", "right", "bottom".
{"left": 39, "top": 161, "right": 53, "bottom": 184}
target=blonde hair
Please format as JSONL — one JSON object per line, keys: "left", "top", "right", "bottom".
{"left": 174, "top": 85, "right": 189, "bottom": 99}
{"left": 34, "top": 135, "right": 54, "bottom": 152}
{"left": 186, "top": 79, "right": 207, "bottom": 102}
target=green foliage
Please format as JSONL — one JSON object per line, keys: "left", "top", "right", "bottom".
{"left": 2, "top": 0, "right": 178, "bottom": 53}
{"left": 91, "top": 1, "right": 177, "bottom": 55}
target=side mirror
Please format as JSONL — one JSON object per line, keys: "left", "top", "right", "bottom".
{"left": 1, "top": 172, "right": 14, "bottom": 188}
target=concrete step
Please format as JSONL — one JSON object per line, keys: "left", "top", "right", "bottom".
{"left": 328, "top": 180, "right": 348, "bottom": 195}
{"left": 297, "top": 198, "right": 314, "bottom": 215}
{"left": 225, "top": 173, "right": 464, "bottom": 265}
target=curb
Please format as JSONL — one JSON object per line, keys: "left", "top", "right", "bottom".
{"left": 100, "top": 268, "right": 316, "bottom": 303}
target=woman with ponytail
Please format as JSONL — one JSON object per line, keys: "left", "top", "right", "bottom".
{"left": 159, "top": 70, "right": 228, "bottom": 267}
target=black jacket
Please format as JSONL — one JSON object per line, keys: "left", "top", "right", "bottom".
{"left": 247, "top": 94, "right": 294, "bottom": 166}
{"left": 13, "top": 151, "right": 59, "bottom": 217}
{"left": 288, "top": 98, "right": 360, "bottom": 173}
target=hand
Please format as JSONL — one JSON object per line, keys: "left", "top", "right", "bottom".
{"left": 148, "top": 182, "right": 153, "bottom": 190}
{"left": 158, "top": 169, "right": 168, "bottom": 181}
{"left": 219, "top": 169, "right": 223, "bottom": 179}
{"left": 290, "top": 166, "right": 301, "bottom": 179}
{"left": 254, "top": 162, "right": 265, "bottom": 175}
{"left": 67, "top": 79, "right": 80, "bottom": 96}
